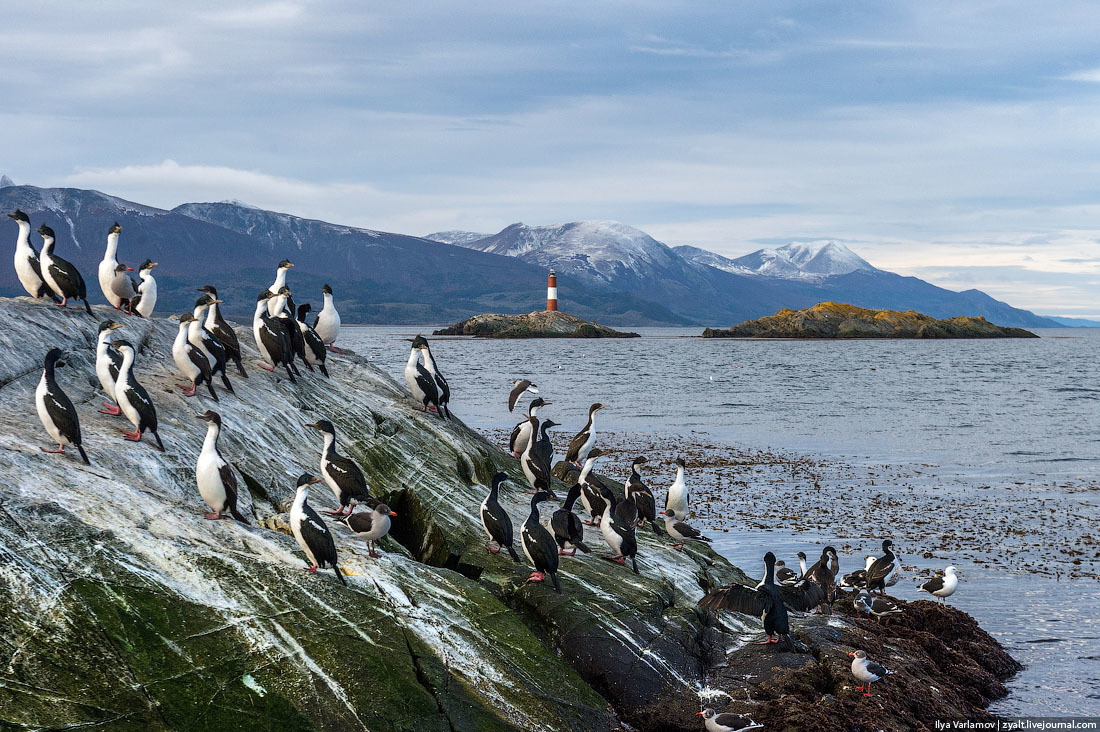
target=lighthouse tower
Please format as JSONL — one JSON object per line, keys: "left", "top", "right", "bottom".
{"left": 546, "top": 269, "right": 558, "bottom": 311}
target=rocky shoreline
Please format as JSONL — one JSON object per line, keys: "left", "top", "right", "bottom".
{"left": 0, "top": 297, "right": 1017, "bottom": 731}
{"left": 703, "top": 301, "right": 1039, "bottom": 339}
{"left": 433, "top": 310, "right": 640, "bottom": 338}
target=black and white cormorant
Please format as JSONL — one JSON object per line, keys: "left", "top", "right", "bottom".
{"left": 854, "top": 589, "right": 903, "bottom": 623}
{"left": 865, "top": 540, "right": 897, "bottom": 595}
{"left": 662, "top": 509, "right": 711, "bottom": 551}
{"left": 509, "top": 397, "right": 548, "bottom": 457}
{"left": 664, "top": 457, "right": 689, "bottom": 520}
{"left": 412, "top": 335, "right": 449, "bottom": 418}
{"left": 266, "top": 259, "right": 293, "bottom": 316}
{"left": 173, "top": 314, "right": 217, "bottom": 400}
{"left": 565, "top": 402, "right": 607, "bottom": 466}
{"left": 195, "top": 411, "right": 247, "bottom": 522}
{"left": 551, "top": 483, "right": 591, "bottom": 556}
{"left": 275, "top": 287, "right": 313, "bottom": 372}
{"left": 113, "top": 340, "right": 164, "bottom": 451}
{"left": 95, "top": 319, "right": 125, "bottom": 415}
{"left": 289, "top": 473, "right": 346, "bottom": 585}
{"left": 696, "top": 708, "right": 762, "bottom": 732}
{"left": 198, "top": 285, "right": 247, "bottom": 377}
{"left": 404, "top": 339, "right": 443, "bottom": 416}
{"left": 190, "top": 295, "right": 234, "bottom": 393}
{"left": 313, "top": 283, "right": 342, "bottom": 352}
{"left": 97, "top": 222, "right": 123, "bottom": 310}
{"left": 8, "top": 211, "right": 59, "bottom": 301}
{"left": 521, "top": 491, "right": 562, "bottom": 593}
{"left": 803, "top": 546, "right": 839, "bottom": 604}
{"left": 339, "top": 503, "right": 397, "bottom": 558}
{"left": 253, "top": 291, "right": 297, "bottom": 381}
{"left": 295, "top": 303, "right": 329, "bottom": 377}
{"left": 131, "top": 259, "right": 157, "bottom": 317}
{"left": 38, "top": 225, "right": 93, "bottom": 315}
{"left": 520, "top": 416, "right": 558, "bottom": 495}
{"left": 598, "top": 485, "right": 639, "bottom": 573}
{"left": 849, "top": 650, "right": 892, "bottom": 696}
{"left": 507, "top": 379, "right": 538, "bottom": 413}
{"left": 624, "top": 456, "right": 661, "bottom": 534}
{"left": 480, "top": 472, "right": 520, "bottom": 561}
{"left": 109, "top": 262, "right": 137, "bottom": 314}
{"left": 775, "top": 560, "right": 799, "bottom": 585}
{"left": 307, "top": 420, "right": 375, "bottom": 516}
{"left": 577, "top": 448, "right": 608, "bottom": 526}
{"left": 699, "top": 552, "right": 825, "bottom": 648}
{"left": 917, "top": 565, "right": 958, "bottom": 603}
{"left": 35, "top": 348, "right": 89, "bottom": 464}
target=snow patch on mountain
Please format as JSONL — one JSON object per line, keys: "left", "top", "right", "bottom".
{"left": 424, "top": 230, "right": 490, "bottom": 246}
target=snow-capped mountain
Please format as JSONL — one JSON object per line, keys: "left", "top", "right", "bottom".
{"left": 731, "top": 241, "right": 876, "bottom": 279}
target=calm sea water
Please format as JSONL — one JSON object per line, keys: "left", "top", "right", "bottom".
{"left": 342, "top": 325, "right": 1100, "bottom": 716}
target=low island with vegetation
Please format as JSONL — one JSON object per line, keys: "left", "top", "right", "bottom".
{"left": 703, "top": 302, "right": 1040, "bottom": 339}
{"left": 434, "top": 310, "right": 640, "bottom": 338}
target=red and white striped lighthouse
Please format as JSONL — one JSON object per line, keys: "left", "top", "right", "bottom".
{"left": 546, "top": 269, "right": 558, "bottom": 311}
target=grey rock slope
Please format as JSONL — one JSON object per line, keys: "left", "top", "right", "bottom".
{"left": 0, "top": 295, "right": 755, "bottom": 732}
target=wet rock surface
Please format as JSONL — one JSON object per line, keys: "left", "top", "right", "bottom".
{"left": 0, "top": 297, "right": 1017, "bottom": 730}
{"left": 703, "top": 301, "right": 1039, "bottom": 339}
{"left": 433, "top": 310, "right": 640, "bottom": 338}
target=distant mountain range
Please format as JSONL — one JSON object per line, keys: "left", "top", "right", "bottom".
{"left": 0, "top": 178, "right": 1077, "bottom": 328}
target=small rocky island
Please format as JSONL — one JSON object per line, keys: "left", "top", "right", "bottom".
{"left": 434, "top": 310, "right": 639, "bottom": 338}
{"left": 703, "top": 301, "right": 1039, "bottom": 339}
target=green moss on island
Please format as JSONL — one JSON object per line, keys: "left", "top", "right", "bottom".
{"left": 703, "top": 301, "right": 1039, "bottom": 339}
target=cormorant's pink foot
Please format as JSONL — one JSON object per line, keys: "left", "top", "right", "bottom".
{"left": 307, "top": 565, "right": 318, "bottom": 573}
{"left": 40, "top": 445, "right": 65, "bottom": 454}
{"left": 99, "top": 403, "right": 121, "bottom": 415}
{"left": 525, "top": 572, "right": 545, "bottom": 583}
{"left": 204, "top": 512, "right": 221, "bottom": 520}
{"left": 257, "top": 362, "right": 275, "bottom": 371}
{"left": 488, "top": 543, "right": 501, "bottom": 554}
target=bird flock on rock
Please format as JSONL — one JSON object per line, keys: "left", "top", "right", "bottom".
{"left": 10, "top": 210, "right": 963, "bottom": 726}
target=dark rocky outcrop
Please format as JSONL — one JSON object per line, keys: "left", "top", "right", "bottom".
{"left": 433, "top": 310, "right": 639, "bottom": 338}
{"left": 0, "top": 296, "right": 1016, "bottom": 731}
{"left": 703, "top": 301, "right": 1039, "bottom": 339}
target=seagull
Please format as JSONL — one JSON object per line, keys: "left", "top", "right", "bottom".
{"left": 696, "top": 708, "right": 762, "bottom": 732}
{"left": 917, "top": 566, "right": 959, "bottom": 604}
{"left": 848, "top": 650, "right": 893, "bottom": 696}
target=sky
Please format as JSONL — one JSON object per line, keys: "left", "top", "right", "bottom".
{"left": 4, "top": 1, "right": 1100, "bottom": 316}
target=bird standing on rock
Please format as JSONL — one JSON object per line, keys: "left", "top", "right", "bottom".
{"left": 172, "top": 314, "right": 216, "bottom": 400}
{"left": 109, "top": 263, "right": 137, "bottom": 314}
{"left": 917, "top": 566, "right": 958, "bottom": 604}
{"left": 113, "top": 340, "right": 165, "bottom": 451}
{"left": 699, "top": 551, "right": 824, "bottom": 648}
{"left": 404, "top": 339, "right": 443, "bottom": 416}
{"left": 195, "top": 411, "right": 247, "bottom": 522}
{"left": 665, "top": 457, "right": 690, "bottom": 520}
{"left": 413, "top": 335, "right": 449, "bottom": 418}
{"left": 95, "top": 320, "right": 125, "bottom": 415}
{"left": 35, "top": 348, "right": 89, "bottom": 465}
{"left": 253, "top": 291, "right": 297, "bottom": 381}
{"left": 296, "top": 303, "right": 329, "bottom": 377}
{"left": 865, "top": 540, "right": 898, "bottom": 595}
{"left": 38, "top": 225, "right": 93, "bottom": 315}
{"left": 521, "top": 491, "right": 562, "bottom": 593}
{"left": 598, "top": 485, "right": 639, "bottom": 574}
{"left": 849, "top": 649, "right": 892, "bottom": 696}
{"left": 339, "top": 504, "right": 397, "bottom": 558}
{"left": 565, "top": 402, "right": 607, "bottom": 467}
{"left": 521, "top": 416, "right": 558, "bottom": 495}
{"left": 190, "top": 295, "right": 234, "bottom": 394}
{"left": 289, "top": 473, "right": 346, "bottom": 585}
{"left": 662, "top": 509, "right": 711, "bottom": 550}
{"left": 625, "top": 456, "right": 660, "bottom": 534}
{"left": 97, "top": 222, "right": 125, "bottom": 310}
{"left": 130, "top": 259, "right": 158, "bottom": 317}
{"left": 509, "top": 396, "right": 548, "bottom": 457}
{"left": 577, "top": 448, "right": 608, "bottom": 526}
{"left": 313, "top": 283, "right": 342, "bottom": 352}
{"left": 854, "top": 589, "right": 903, "bottom": 623}
{"left": 266, "top": 259, "right": 293, "bottom": 316}
{"left": 275, "top": 286, "right": 313, "bottom": 372}
{"left": 8, "top": 210, "right": 59, "bottom": 301}
{"left": 198, "top": 285, "right": 247, "bottom": 378}
{"left": 551, "top": 483, "right": 590, "bottom": 556}
{"left": 480, "top": 472, "right": 520, "bottom": 561}
{"left": 307, "top": 419, "right": 375, "bottom": 516}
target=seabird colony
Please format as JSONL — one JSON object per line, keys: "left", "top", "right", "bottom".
{"left": 9, "top": 210, "right": 962, "bottom": 725}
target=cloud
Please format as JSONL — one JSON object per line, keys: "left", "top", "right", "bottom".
{"left": 1061, "top": 67, "right": 1100, "bottom": 82}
